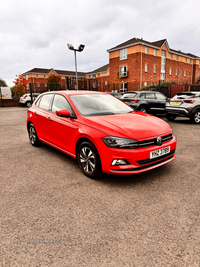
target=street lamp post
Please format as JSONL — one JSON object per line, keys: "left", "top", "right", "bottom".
{"left": 67, "top": 44, "right": 85, "bottom": 90}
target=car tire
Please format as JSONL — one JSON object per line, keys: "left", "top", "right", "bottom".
{"left": 28, "top": 123, "right": 41, "bottom": 146}
{"left": 139, "top": 106, "right": 148, "bottom": 113}
{"left": 77, "top": 141, "right": 102, "bottom": 179}
{"left": 190, "top": 110, "right": 200, "bottom": 124}
{"left": 166, "top": 114, "right": 176, "bottom": 121}
{"left": 26, "top": 101, "right": 32, "bottom": 108}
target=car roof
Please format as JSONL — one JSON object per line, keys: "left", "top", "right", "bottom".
{"left": 40, "top": 90, "right": 108, "bottom": 96}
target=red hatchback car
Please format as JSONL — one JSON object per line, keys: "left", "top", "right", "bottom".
{"left": 27, "top": 91, "right": 177, "bottom": 178}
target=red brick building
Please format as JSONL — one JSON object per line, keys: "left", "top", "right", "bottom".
{"left": 107, "top": 38, "right": 200, "bottom": 93}
{"left": 22, "top": 38, "right": 200, "bottom": 93}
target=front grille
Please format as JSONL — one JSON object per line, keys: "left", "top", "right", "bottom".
{"left": 136, "top": 149, "right": 175, "bottom": 165}
{"left": 137, "top": 134, "right": 173, "bottom": 148}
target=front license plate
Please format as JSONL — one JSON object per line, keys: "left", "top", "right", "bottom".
{"left": 150, "top": 146, "right": 170, "bottom": 159}
{"left": 170, "top": 102, "right": 181, "bottom": 105}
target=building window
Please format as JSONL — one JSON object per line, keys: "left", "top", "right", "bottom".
{"left": 44, "top": 75, "right": 46, "bottom": 78}
{"left": 145, "top": 64, "right": 148, "bottom": 72}
{"left": 169, "top": 68, "right": 172, "bottom": 75}
{"left": 98, "top": 82, "right": 100, "bottom": 86}
{"left": 189, "top": 72, "right": 191, "bottom": 77}
{"left": 145, "top": 47, "right": 148, "bottom": 54}
{"left": 44, "top": 83, "right": 47, "bottom": 87}
{"left": 98, "top": 74, "right": 100, "bottom": 77}
{"left": 119, "top": 48, "right": 127, "bottom": 60}
{"left": 36, "top": 83, "right": 40, "bottom": 87}
{"left": 154, "top": 49, "right": 157, "bottom": 56}
{"left": 153, "top": 65, "right": 156, "bottom": 73}
{"left": 119, "top": 82, "right": 128, "bottom": 93}
{"left": 170, "top": 54, "right": 172, "bottom": 60}
{"left": 105, "top": 81, "right": 107, "bottom": 86}
{"left": 190, "top": 59, "right": 192, "bottom": 64}
{"left": 144, "top": 81, "right": 147, "bottom": 86}
{"left": 199, "top": 61, "right": 200, "bottom": 68}
{"left": 184, "top": 71, "right": 186, "bottom": 77}
{"left": 92, "top": 74, "right": 95, "bottom": 79}
{"left": 185, "top": 58, "right": 187, "bottom": 63}
{"left": 176, "top": 69, "right": 178, "bottom": 76}
{"left": 161, "top": 51, "right": 166, "bottom": 81}
{"left": 119, "top": 66, "right": 127, "bottom": 77}
{"left": 176, "top": 55, "right": 179, "bottom": 61}
{"left": 36, "top": 74, "right": 39, "bottom": 78}
{"left": 105, "top": 72, "right": 107, "bottom": 77}
{"left": 88, "top": 75, "right": 90, "bottom": 79}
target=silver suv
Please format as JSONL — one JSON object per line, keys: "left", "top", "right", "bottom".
{"left": 165, "top": 91, "right": 200, "bottom": 124}
{"left": 19, "top": 93, "right": 39, "bottom": 107}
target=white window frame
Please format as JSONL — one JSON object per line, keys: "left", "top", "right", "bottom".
{"left": 154, "top": 49, "right": 157, "bottom": 56}
{"left": 145, "top": 47, "right": 148, "bottom": 54}
{"left": 36, "top": 74, "right": 39, "bottom": 78}
{"left": 185, "top": 58, "right": 187, "bottom": 63}
{"left": 189, "top": 72, "right": 191, "bottom": 77}
{"left": 119, "top": 66, "right": 127, "bottom": 77}
{"left": 153, "top": 65, "right": 156, "bottom": 73}
{"left": 184, "top": 70, "right": 186, "bottom": 77}
{"left": 92, "top": 74, "right": 96, "bottom": 79}
{"left": 36, "top": 83, "right": 40, "bottom": 87}
{"left": 176, "top": 69, "right": 178, "bottom": 76}
{"left": 145, "top": 64, "right": 148, "bottom": 72}
{"left": 119, "top": 82, "right": 128, "bottom": 93}
{"left": 169, "top": 68, "right": 172, "bottom": 75}
{"left": 105, "top": 81, "right": 107, "bottom": 86}
{"left": 44, "top": 75, "right": 46, "bottom": 78}
{"left": 144, "top": 81, "right": 147, "bottom": 86}
{"left": 170, "top": 54, "right": 172, "bottom": 60}
{"left": 119, "top": 48, "right": 127, "bottom": 60}
{"left": 176, "top": 55, "right": 179, "bottom": 61}
{"left": 44, "top": 83, "right": 47, "bottom": 87}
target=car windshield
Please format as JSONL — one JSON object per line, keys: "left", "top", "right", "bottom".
{"left": 70, "top": 94, "right": 134, "bottom": 116}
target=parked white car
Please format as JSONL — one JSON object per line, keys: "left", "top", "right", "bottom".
{"left": 19, "top": 93, "right": 39, "bottom": 107}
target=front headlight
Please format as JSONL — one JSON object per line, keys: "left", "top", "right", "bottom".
{"left": 102, "top": 136, "right": 139, "bottom": 149}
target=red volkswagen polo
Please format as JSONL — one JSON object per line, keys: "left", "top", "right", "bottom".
{"left": 27, "top": 91, "right": 177, "bottom": 178}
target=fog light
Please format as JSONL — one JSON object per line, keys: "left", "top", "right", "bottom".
{"left": 111, "top": 159, "right": 130, "bottom": 166}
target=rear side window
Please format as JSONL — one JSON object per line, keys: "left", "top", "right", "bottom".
{"left": 36, "top": 94, "right": 53, "bottom": 110}
{"left": 122, "top": 93, "right": 137, "bottom": 99}
{"left": 145, "top": 93, "right": 155, "bottom": 99}
{"left": 51, "top": 94, "right": 73, "bottom": 114}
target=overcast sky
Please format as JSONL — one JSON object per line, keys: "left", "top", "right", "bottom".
{"left": 1, "top": 0, "right": 200, "bottom": 87}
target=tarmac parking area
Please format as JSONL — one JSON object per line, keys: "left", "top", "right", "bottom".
{"left": 0, "top": 107, "right": 200, "bottom": 266}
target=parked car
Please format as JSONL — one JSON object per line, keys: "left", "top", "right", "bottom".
{"left": 165, "top": 91, "right": 200, "bottom": 124}
{"left": 120, "top": 91, "right": 168, "bottom": 114}
{"left": 107, "top": 92, "right": 122, "bottom": 99}
{"left": 19, "top": 93, "right": 40, "bottom": 107}
{"left": 27, "top": 91, "right": 177, "bottom": 179}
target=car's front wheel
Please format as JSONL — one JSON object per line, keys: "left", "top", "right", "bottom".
{"left": 191, "top": 110, "right": 200, "bottom": 124}
{"left": 139, "top": 106, "right": 148, "bottom": 113}
{"left": 28, "top": 123, "right": 41, "bottom": 146}
{"left": 77, "top": 141, "right": 102, "bottom": 179}
{"left": 166, "top": 114, "right": 176, "bottom": 121}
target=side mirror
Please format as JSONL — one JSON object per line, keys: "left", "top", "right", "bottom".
{"left": 56, "top": 109, "right": 71, "bottom": 118}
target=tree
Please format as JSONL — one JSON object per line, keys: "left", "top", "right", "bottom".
{"left": 0, "top": 78, "right": 8, "bottom": 87}
{"left": 46, "top": 74, "right": 61, "bottom": 84}
{"left": 12, "top": 74, "right": 28, "bottom": 99}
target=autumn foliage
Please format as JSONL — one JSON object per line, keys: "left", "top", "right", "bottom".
{"left": 12, "top": 74, "right": 28, "bottom": 98}
{"left": 46, "top": 74, "right": 61, "bottom": 84}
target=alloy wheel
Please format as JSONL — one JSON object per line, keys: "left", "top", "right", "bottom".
{"left": 80, "top": 147, "right": 96, "bottom": 173}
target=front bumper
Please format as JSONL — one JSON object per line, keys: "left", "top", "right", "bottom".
{"left": 100, "top": 136, "right": 177, "bottom": 175}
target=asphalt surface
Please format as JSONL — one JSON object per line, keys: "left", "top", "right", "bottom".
{"left": 0, "top": 107, "right": 200, "bottom": 267}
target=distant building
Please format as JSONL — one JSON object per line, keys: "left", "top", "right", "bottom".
{"left": 22, "top": 38, "right": 200, "bottom": 93}
{"left": 107, "top": 38, "right": 200, "bottom": 93}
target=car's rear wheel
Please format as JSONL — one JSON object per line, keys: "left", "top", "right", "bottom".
{"left": 139, "top": 106, "right": 148, "bottom": 113}
{"left": 166, "top": 114, "right": 176, "bottom": 121}
{"left": 191, "top": 111, "right": 200, "bottom": 124}
{"left": 28, "top": 123, "right": 41, "bottom": 146}
{"left": 77, "top": 141, "right": 102, "bottom": 179}
{"left": 26, "top": 101, "right": 32, "bottom": 108}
